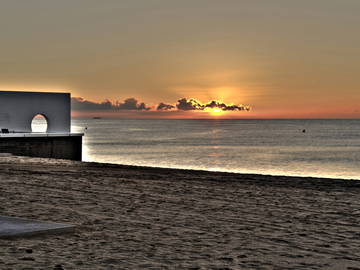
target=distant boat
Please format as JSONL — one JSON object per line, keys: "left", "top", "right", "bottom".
{"left": 93, "top": 117, "right": 102, "bottom": 119}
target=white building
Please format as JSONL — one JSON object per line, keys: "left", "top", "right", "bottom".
{"left": 0, "top": 91, "right": 83, "bottom": 160}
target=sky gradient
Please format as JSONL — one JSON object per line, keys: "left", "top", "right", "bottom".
{"left": 1, "top": 0, "right": 359, "bottom": 118}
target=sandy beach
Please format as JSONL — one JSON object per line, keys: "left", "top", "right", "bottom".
{"left": 1, "top": 155, "right": 360, "bottom": 270}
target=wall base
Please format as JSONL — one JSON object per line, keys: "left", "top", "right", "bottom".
{"left": 0, "top": 135, "right": 82, "bottom": 161}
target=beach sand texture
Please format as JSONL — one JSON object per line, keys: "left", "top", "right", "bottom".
{"left": 1, "top": 156, "right": 360, "bottom": 269}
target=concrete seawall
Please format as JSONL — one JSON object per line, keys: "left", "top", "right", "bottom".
{"left": 0, "top": 135, "right": 82, "bottom": 160}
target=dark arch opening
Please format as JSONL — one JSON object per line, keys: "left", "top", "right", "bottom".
{"left": 31, "top": 114, "right": 48, "bottom": 133}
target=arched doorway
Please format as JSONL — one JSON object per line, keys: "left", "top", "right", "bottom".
{"left": 31, "top": 114, "right": 48, "bottom": 133}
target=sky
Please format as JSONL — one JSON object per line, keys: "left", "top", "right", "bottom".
{"left": 0, "top": 0, "right": 359, "bottom": 118}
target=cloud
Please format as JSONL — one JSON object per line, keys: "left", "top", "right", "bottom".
{"left": 71, "top": 97, "right": 113, "bottom": 111}
{"left": 72, "top": 97, "right": 150, "bottom": 111}
{"left": 72, "top": 97, "right": 250, "bottom": 112}
{"left": 204, "top": 100, "right": 250, "bottom": 111}
{"left": 116, "top": 98, "right": 150, "bottom": 111}
{"left": 176, "top": 98, "right": 204, "bottom": 111}
{"left": 156, "top": 102, "right": 175, "bottom": 110}
{"left": 176, "top": 98, "right": 250, "bottom": 111}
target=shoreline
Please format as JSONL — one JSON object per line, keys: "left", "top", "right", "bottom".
{"left": 3, "top": 152, "right": 360, "bottom": 182}
{"left": 84, "top": 160, "right": 360, "bottom": 182}
{"left": 81, "top": 159, "right": 360, "bottom": 191}
{"left": 1, "top": 155, "right": 360, "bottom": 269}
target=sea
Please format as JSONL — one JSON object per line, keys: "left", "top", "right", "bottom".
{"left": 70, "top": 119, "right": 360, "bottom": 180}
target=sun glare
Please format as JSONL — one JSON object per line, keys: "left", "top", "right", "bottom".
{"left": 206, "top": 107, "right": 224, "bottom": 116}
{"left": 212, "top": 108, "right": 222, "bottom": 113}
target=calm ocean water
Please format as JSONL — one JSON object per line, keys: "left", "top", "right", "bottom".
{"left": 71, "top": 119, "right": 360, "bottom": 180}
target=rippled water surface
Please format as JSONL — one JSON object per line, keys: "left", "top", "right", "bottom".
{"left": 71, "top": 119, "right": 360, "bottom": 180}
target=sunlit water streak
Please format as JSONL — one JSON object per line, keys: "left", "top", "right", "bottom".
{"left": 71, "top": 119, "right": 360, "bottom": 180}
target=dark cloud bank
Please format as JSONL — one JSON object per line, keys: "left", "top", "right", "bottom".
{"left": 72, "top": 97, "right": 150, "bottom": 111}
{"left": 175, "top": 98, "right": 250, "bottom": 111}
{"left": 156, "top": 102, "right": 175, "bottom": 111}
{"left": 72, "top": 97, "right": 250, "bottom": 112}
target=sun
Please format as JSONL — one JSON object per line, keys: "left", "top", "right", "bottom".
{"left": 212, "top": 108, "right": 222, "bottom": 113}
{"left": 205, "top": 107, "right": 224, "bottom": 116}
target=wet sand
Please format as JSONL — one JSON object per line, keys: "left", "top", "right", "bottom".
{"left": 1, "top": 155, "right": 360, "bottom": 269}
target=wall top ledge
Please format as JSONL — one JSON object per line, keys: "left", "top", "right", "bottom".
{"left": 0, "top": 133, "right": 84, "bottom": 138}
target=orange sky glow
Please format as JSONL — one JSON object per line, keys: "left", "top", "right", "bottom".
{"left": 0, "top": 1, "right": 359, "bottom": 119}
